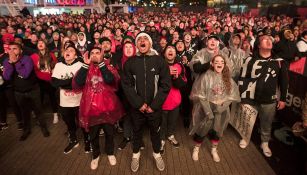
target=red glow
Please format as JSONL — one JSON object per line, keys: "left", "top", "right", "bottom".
{"left": 56, "top": 0, "right": 85, "bottom": 5}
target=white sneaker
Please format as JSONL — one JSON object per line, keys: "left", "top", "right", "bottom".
{"left": 90, "top": 156, "right": 100, "bottom": 170}
{"left": 99, "top": 129, "right": 104, "bottom": 136}
{"left": 108, "top": 155, "right": 117, "bottom": 166}
{"left": 53, "top": 113, "right": 59, "bottom": 124}
{"left": 192, "top": 146, "right": 200, "bottom": 161}
{"left": 131, "top": 152, "right": 140, "bottom": 172}
{"left": 153, "top": 152, "right": 165, "bottom": 171}
{"left": 168, "top": 135, "right": 180, "bottom": 148}
{"left": 239, "top": 139, "right": 248, "bottom": 149}
{"left": 211, "top": 148, "right": 220, "bottom": 162}
{"left": 261, "top": 142, "right": 272, "bottom": 157}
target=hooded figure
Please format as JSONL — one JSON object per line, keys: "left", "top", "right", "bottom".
{"left": 76, "top": 32, "right": 91, "bottom": 55}
{"left": 228, "top": 33, "right": 248, "bottom": 81}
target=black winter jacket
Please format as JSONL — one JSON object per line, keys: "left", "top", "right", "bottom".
{"left": 121, "top": 53, "right": 171, "bottom": 111}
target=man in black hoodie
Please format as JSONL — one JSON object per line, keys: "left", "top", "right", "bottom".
{"left": 238, "top": 29, "right": 288, "bottom": 157}
{"left": 121, "top": 32, "right": 171, "bottom": 172}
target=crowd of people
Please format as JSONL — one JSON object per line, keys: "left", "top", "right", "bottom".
{"left": 0, "top": 10, "right": 306, "bottom": 172}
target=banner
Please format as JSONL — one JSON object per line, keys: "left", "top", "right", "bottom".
{"left": 230, "top": 103, "right": 258, "bottom": 144}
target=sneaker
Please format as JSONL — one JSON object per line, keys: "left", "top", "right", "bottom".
{"left": 99, "top": 129, "right": 104, "bottom": 136}
{"left": 239, "top": 139, "right": 248, "bottom": 149}
{"left": 91, "top": 156, "right": 100, "bottom": 170}
{"left": 84, "top": 141, "right": 92, "bottom": 153}
{"left": 0, "top": 123, "right": 8, "bottom": 130}
{"left": 64, "top": 140, "right": 79, "bottom": 154}
{"left": 131, "top": 152, "right": 140, "bottom": 172}
{"left": 118, "top": 137, "right": 130, "bottom": 150}
{"left": 160, "top": 140, "right": 165, "bottom": 155}
{"left": 153, "top": 152, "right": 165, "bottom": 171}
{"left": 20, "top": 131, "right": 31, "bottom": 141}
{"left": 168, "top": 135, "right": 180, "bottom": 148}
{"left": 108, "top": 155, "right": 117, "bottom": 166}
{"left": 211, "top": 148, "right": 220, "bottom": 162}
{"left": 17, "top": 122, "right": 23, "bottom": 131}
{"left": 41, "top": 127, "right": 50, "bottom": 137}
{"left": 261, "top": 142, "right": 272, "bottom": 157}
{"left": 117, "top": 126, "right": 124, "bottom": 133}
{"left": 140, "top": 141, "right": 145, "bottom": 150}
{"left": 53, "top": 113, "right": 59, "bottom": 124}
{"left": 192, "top": 146, "right": 200, "bottom": 161}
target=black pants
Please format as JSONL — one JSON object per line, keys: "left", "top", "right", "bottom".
{"left": 89, "top": 123, "right": 114, "bottom": 158}
{"left": 39, "top": 80, "right": 58, "bottom": 113}
{"left": 131, "top": 110, "right": 161, "bottom": 153}
{"left": 60, "top": 106, "right": 81, "bottom": 140}
{"left": 0, "top": 87, "right": 22, "bottom": 124}
{"left": 15, "top": 87, "right": 47, "bottom": 132}
{"left": 123, "top": 114, "right": 133, "bottom": 139}
{"left": 160, "top": 107, "right": 179, "bottom": 140}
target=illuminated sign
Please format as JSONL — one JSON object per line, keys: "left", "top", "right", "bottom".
{"left": 56, "top": 0, "right": 85, "bottom": 5}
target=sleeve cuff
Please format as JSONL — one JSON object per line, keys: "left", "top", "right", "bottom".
{"left": 99, "top": 62, "right": 106, "bottom": 68}
{"left": 82, "top": 63, "right": 89, "bottom": 69}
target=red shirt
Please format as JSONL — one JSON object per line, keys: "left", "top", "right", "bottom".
{"left": 31, "top": 52, "right": 57, "bottom": 81}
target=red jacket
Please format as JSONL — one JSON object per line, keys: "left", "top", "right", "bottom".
{"left": 162, "top": 62, "right": 187, "bottom": 111}
{"left": 31, "top": 52, "right": 57, "bottom": 81}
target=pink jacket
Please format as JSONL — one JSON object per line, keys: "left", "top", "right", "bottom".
{"left": 162, "top": 63, "right": 187, "bottom": 111}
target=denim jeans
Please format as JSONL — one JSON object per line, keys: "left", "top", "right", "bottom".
{"left": 253, "top": 103, "right": 276, "bottom": 142}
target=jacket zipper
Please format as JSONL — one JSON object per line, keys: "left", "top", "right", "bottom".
{"left": 144, "top": 55, "right": 147, "bottom": 102}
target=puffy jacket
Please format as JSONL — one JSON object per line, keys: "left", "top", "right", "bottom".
{"left": 162, "top": 62, "right": 187, "bottom": 110}
{"left": 121, "top": 52, "right": 171, "bottom": 111}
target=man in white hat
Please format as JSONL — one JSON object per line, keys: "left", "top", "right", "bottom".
{"left": 121, "top": 32, "right": 171, "bottom": 172}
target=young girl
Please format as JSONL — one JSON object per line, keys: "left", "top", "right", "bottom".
{"left": 31, "top": 40, "right": 58, "bottom": 124}
{"left": 160, "top": 45, "right": 187, "bottom": 153}
{"left": 189, "top": 55, "right": 240, "bottom": 162}
{"left": 51, "top": 44, "right": 89, "bottom": 154}
{"left": 118, "top": 42, "right": 137, "bottom": 150}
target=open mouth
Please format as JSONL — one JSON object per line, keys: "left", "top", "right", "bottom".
{"left": 217, "top": 65, "right": 223, "bottom": 69}
{"left": 140, "top": 44, "right": 146, "bottom": 48}
{"left": 168, "top": 53, "right": 174, "bottom": 57}
{"left": 66, "top": 53, "right": 70, "bottom": 57}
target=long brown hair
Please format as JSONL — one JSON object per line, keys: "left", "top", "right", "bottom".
{"left": 37, "top": 39, "right": 52, "bottom": 70}
{"left": 211, "top": 55, "right": 232, "bottom": 95}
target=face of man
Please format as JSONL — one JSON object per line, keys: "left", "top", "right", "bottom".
{"left": 207, "top": 38, "right": 219, "bottom": 51}
{"left": 232, "top": 36, "right": 241, "bottom": 46}
{"left": 94, "top": 32, "right": 100, "bottom": 39}
{"left": 9, "top": 44, "right": 22, "bottom": 57}
{"left": 184, "top": 34, "right": 192, "bottom": 43}
{"left": 90, "top": 48, "right": 102, "bottom": 64}
{"left": 31, "top": 34, "right": 38, "bottom": 43}
{"left": 173, "top": 32, "right": 179, "bottom": 41}
{"left": 176, "top": 42, "right": 185, "bottom": 52}
{"left": 258, "top": 35, "right": 273, "bottom": 50}
{"left": 101, "top": 41, "right": 111, "bottom": 52}
{"left": 53, "top": 33, "right": 60, "bottom": 41}
{"left": 160, "top": 38, "right": 167, "bottom": 48}
{"left": 137, "top": 36, "right": 151, "bottom": 54}
{"left": 64, "top": 47, "right": 77, "bottom": 63}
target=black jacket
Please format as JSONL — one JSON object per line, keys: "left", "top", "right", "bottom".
{"left": 121, "top": 53, "right": 171, "bottom": 111}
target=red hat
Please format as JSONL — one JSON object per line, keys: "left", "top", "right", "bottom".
{"left": 2, "top": 33, "right": 14, "bottom": 43}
